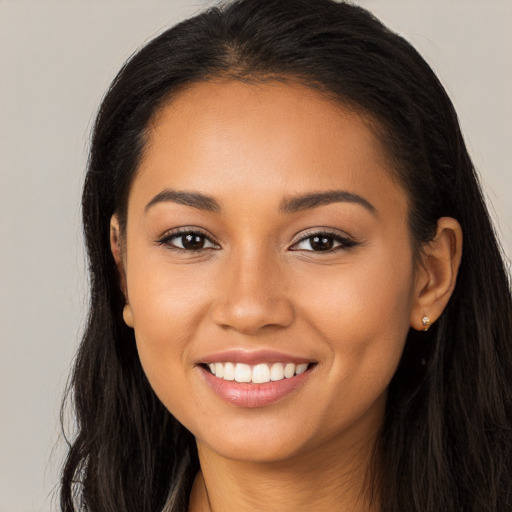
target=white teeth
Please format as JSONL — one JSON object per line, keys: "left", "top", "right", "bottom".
{"left": 252, "top": 363, "right": 271, "bottom": 383}
{"left": 234, "top": 363, "right": 252, "bottom": 383}
{"left": 223, "top": 362, "right": 235, "bottom": 381}
{"left": 206, "top": 361, "right": 310, "bottom": 383}
{"left": 284, "top": 363, "right": 296, "bottom": 378}
{"left": 270, "top": 362, "right": 284, "bottom": 381}
{"left": 295, "top": 363, "right": 308, "bottom": 375}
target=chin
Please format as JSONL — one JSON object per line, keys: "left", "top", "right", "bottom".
{"left": 199, "top": 435, "right": 308, "bottom": 464}
{"left": 193, "top": 416, "right": 317, "bottom": 463}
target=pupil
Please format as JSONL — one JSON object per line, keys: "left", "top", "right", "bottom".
{"left": 311, "top": 235, "right": 333, "bottom": 251}
{"left": 183, "top": 234, "right": 204, "bottom": 250}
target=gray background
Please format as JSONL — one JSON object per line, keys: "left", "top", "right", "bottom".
{"left": 1, "top": 1, "right": 510, "bottom": 511}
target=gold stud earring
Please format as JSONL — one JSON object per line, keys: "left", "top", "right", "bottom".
{"left": 421, "top": 316, "right": 431, "bottom": 331}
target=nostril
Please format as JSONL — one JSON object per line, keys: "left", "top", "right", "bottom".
{"left": 210, "top": 298, "right": 295, "bottom": 335}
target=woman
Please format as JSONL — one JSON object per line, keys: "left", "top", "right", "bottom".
{"left": 60, "top": 0, "right": 512, "bottom": 510}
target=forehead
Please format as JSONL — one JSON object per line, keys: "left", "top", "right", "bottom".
{"left": 131, "top": 79, "right": 407, "bottom": 219}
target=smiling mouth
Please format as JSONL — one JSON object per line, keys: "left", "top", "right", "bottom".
{"left": 203, "top": 362, "right": 313, "bottom": 384}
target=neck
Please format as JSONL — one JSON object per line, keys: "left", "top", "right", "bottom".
{"left": 188, "top": 428, "right": 381, "bottom": 512}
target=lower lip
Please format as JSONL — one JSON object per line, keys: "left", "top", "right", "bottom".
{"left": 199, "top": 366, "right": 313, "bottom": 408}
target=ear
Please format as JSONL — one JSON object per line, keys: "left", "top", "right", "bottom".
{"left": 110, "top": 215, "right": 134, "bottom": 328}
{"left": 410, "top": 217, "right": 463, "bottom": 331}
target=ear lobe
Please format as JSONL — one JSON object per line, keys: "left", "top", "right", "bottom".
{"left": 123, "top": 304, "right": 134, "bottom": 328}
{"left": 410, "top": 217, "right": 463, "bottom": 331}
{"left": 110, "top": 215, "right": 128, "bottom": 300}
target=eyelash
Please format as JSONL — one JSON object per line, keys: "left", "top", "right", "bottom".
{"left": 156, "top": 227, "right": 219, "bottom": 252}
{"left": 156, "top": 228, "right": 358, "bottom": 254}
{"left": 291, "top": 229, "right": 358, "bottom": 252}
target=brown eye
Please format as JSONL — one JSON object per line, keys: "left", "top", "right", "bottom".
{"left": 291, "top": 231, "right": 357, "bottom": 252}
{"left": 180, "top": 233, "right": 207, "bottom": 250}
{"left": 309, "top": 235, "right": 335, "bottom": 251}
{"left": 159, "top": 230, "right": 219, "bottom": 251}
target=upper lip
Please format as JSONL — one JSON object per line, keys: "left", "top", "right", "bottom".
{"left": 197, "top": 349, "right": 315, "bottom": 366}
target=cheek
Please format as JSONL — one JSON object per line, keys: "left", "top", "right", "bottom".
{"left": 125, "top": 255, "right": 213, "bottom": 403}
{"left": 127, "top": 247, "right": 211, "bottom": 338}
{"left": 297, "top": 247, "right": 415, "bottom": 391}
{"left": 298, "top": 247, "right": 414, "bottom": 335}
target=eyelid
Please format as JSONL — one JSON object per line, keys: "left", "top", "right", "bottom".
{"left": 289, "top": 228, "right": 357, "bottom": 251}
{"left": 156, "top": 226, "right": 220, "bottom": 250}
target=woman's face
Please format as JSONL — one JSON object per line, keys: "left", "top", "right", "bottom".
{"left": 118, "top": 80, "right": 419, "bottom": 462}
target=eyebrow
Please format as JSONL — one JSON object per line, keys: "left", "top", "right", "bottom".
{"left": 280, "top": 190, "right": 377, "bottom": 215}
{"left": 145, "top": 189, "right": 221, "bottom": 213}
{"left": 145, "top": 189, "right": 376, "bottom": 215}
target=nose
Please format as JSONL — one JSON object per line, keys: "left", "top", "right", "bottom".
{"left": 210, "top": 250, "right": 295, "bottom": 335}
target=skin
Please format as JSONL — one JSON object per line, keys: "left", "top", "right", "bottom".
{"left": 111, "top": 80, "right": 462, "bottom": 512}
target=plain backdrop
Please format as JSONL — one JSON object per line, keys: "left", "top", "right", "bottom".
{"left": 0, "top": 1, "right": 510, "bottom": 511}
